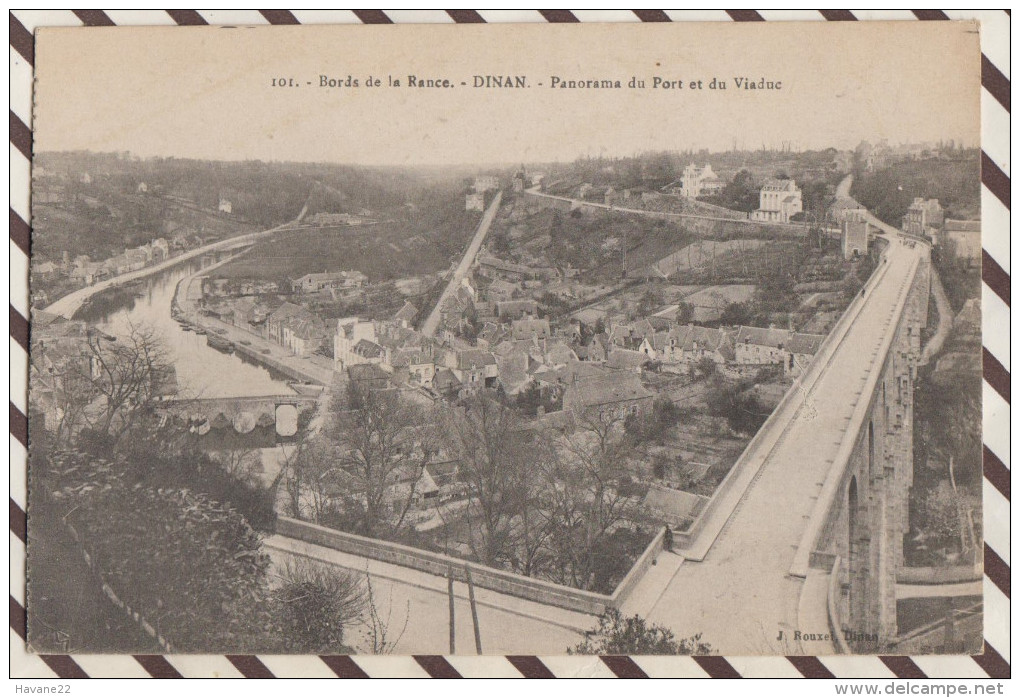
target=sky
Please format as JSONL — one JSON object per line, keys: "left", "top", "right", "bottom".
{"left": 34, "top": 22, "right": 981, "bottom": 166}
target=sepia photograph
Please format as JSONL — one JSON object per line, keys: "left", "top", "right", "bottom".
{"left": 23, "top": 19, "right": 986, "bottom": 660}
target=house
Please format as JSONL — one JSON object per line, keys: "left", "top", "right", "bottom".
{"left": 265, "top": 302, "right": 328, "bottom": 356}
{"left": 334, "top": 317, "right": 380, "bottom": 369}
{"left": 151, "top": 238, "right": 170, "bottom": 261}
{"left": 137, "top": 182, "right": 148, "bottom": 193}
{"left": 511, "top": 317, "right": 551, "bottom": 342}
{"left": 485, "top": 279, "right": 519, "bottom": 302}
{"left": 512, "top": 169, "right": 527, "bottom": 193}
{"left": 582, "top": 333, "right": 610, "bottom": 363}
{"left": 228, "top": 298, "right": 262, "bottom": 330}
{"left": 347, "top": 363, "right": 391, "bottom": 392}
{"left": 292, "top": 270, "right": 366, "bottom": 294}
{"left": 680, "top": 163, "right": 724, "bottom": 198}
{"left": 786, "top": 332, "right": 825, "bottom": 376}
{"left": 751, "top": 179, "right": 803, "bottom": 223}
{"left": 902, "top": 197, "right": 943, "bottom": 240}
{"left": 842, "top": 220, "right": 869, "bottom": 260}
{"left": 830, "top": 198, "right": 868, "bottom": 224}
{"left": 432, "top": 368, "right": 463, "bottom": 398}
{"left": 444, "top": 348, "right": 499, "bottom": 392}
{"left": 734, "top": 326, "right": 791, "bottom": 366}
{"left": 393, "top": 300, "right": 418, "bottom": 328}
{"left": 562, "top": 372, "right": 654, "bottom": 420}
{"left": 473, "top": 175, "right": 499, "bottom": 193}
{"left": 218, "top": 198, "right": 232, "bottom": 214}
{"left": 943, "top": 219, "right": 980, "bottom": 265}
{"left": 477, "top": 256, "right": 536, "bottom": 282}
{"left": 606, "top": 348, "right": 649, "bottom": 372}
{"left": 283, "top": 317, "right": 329, "bottom": 357}
{"left": 495, "top": 299, "right": 538, "bottom": 321}
{"left": 465, "top": 193, "right": 485, "bottom": 212}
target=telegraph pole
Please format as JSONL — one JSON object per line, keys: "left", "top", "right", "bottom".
{"left": 465, "top": 566, "right": 483, "bottom": 654}
{"left": 447, "top": 568, "right": 456, "bottom": 654}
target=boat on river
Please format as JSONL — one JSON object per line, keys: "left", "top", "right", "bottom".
{"left": 207, "top": 335, "right": 234, "bottom": 353}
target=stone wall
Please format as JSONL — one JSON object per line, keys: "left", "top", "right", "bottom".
{"left": 276, "top": 517, "right": 665, "bottom": 616}
{"left": 818, "top": 247, "right": 930, "bottom": 651}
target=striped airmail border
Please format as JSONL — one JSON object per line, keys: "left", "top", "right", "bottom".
{"left": 8, "top": 9, "right": 1009, "bottom": 679}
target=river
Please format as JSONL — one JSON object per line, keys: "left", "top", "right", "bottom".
{"left": 76, "top": 261, "right": 294, "bottom": 399}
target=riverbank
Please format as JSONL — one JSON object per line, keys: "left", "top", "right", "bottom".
{"left": 173, "top": 265, "right": 336, "bottom": 387}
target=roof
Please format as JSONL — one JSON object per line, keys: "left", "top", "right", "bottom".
{"left": 787, "top": 332, "right": 825, "bottom": 355}
{"left": 670, "top": 324, "right": 734, "bottom": 356}
{"left": 269, "top": 302, "right": 313, "bottom": 323}
{"left": 734, "top": 326, "right": 791, "bottom": 350}
{"left": 394, "top": 300, "right": 418, "bottom": 323}
{"left": 478, "top": 256, "right": 533, "bottom": 276}
{"left": 566, "top": 372, "right": 653, "bottom": 409}
{"left": 606, "top": 348, "right": 649, "bottom": 370}
{"left": 354, "top": 338, "right": 384, "bottom": 358}
{"left": 455, "top": 349, "right": 496, "bottom": 369}
{"left": 511, "top": 318, "right": 551, "bottom": 339}
{"left": 294, "top": 271, "right": 348, "bottom": 284}
{"left": 944, "top": 219, "right": 980, "bottom": 233}
{"left": 642, "top": 484, "right": 707, "bottom": 525}
{"left": 433, "top": 368, "right": 462, "bottom": 392}
{"left": 496, "top": 299, "right": 538, "bottom": 315}
{"left": 347, "top": 363, "right": 390, "bottom": 382}
{"left": 761, "top": 178, "right": 798, "bottom": 192}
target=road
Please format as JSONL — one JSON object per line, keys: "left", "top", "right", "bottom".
{"left": 420, "top": 191, "right": 502, "bottom": 337}
{"left": 523, "top": 187, "right": 834, "bottom": 234}
{"left": 265, "top": 533, "right": 588, "bottom": 654}
{"left": 835, "top": 173, "right": 854, "bottom": 200}
{"left": 645, "top": 225, "right": 925, "bottom": 654}
{"left": 42, "top": 220, "right": 295, "bottom": 320}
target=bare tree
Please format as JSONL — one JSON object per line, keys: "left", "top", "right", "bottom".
{"left": 443, "top": 392, "right": 531, "bottom": 568}
{"left": 36, "top": 322, "right": 176, "bottom": 449}
{"left": 545, "top": 407, "right": 637, "bottom": 591}
{"left": 328, "top": 385, "right": 440, "bottom": 537}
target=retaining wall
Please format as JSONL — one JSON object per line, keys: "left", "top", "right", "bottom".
{"left": 276, "top": 517, "right": 665, "bottom": 616}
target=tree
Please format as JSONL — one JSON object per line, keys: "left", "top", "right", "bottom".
{"left": 42, "top": 322, "right": 176, "bottom": 450}
{"left": 719, "top": 301, "right": 753, "bottom": 327}
{"left": 545, "top": 407, "right": 640, "bottom": 592}
{"left": 327, "top": 386, "right": 441, "bottom": 537}
{"left": 45, "top": 449, "right": 276, "bottom": 651}
{"left": 923, "top": 480, "right": 964, "bottom": 551}
{"left": 637, "top": 288, "right": 664, "bottom": 317}
{"left": 696, "top": 356, "right": 717, "bottom": 378}
{"left": 444, "top": 392, "right": 530, "bottom": 567}
{"left": 675, "top": 301, "right": 695, "bottom": 325}
{"left": 571, "top": 608, "right": 712, "bottom": 655}
{"left": 707, "top": 378, "right": 770, "bottom": 436}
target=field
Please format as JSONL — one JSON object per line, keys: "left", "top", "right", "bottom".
{"left": 216, "top": 198, "right": 480, "bottom": 284}
{"left": 489, "top": 204, "right": 699, "bottom": 282}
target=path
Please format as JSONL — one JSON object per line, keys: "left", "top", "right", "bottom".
{"left": 920, "top": 266, "right": 953, "bottom": 365}
{"left": 43, "top": 220, "right": 296, "bottom": 319}
{"left": 420, "top": 191, "right": 502, "bottom": 337}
